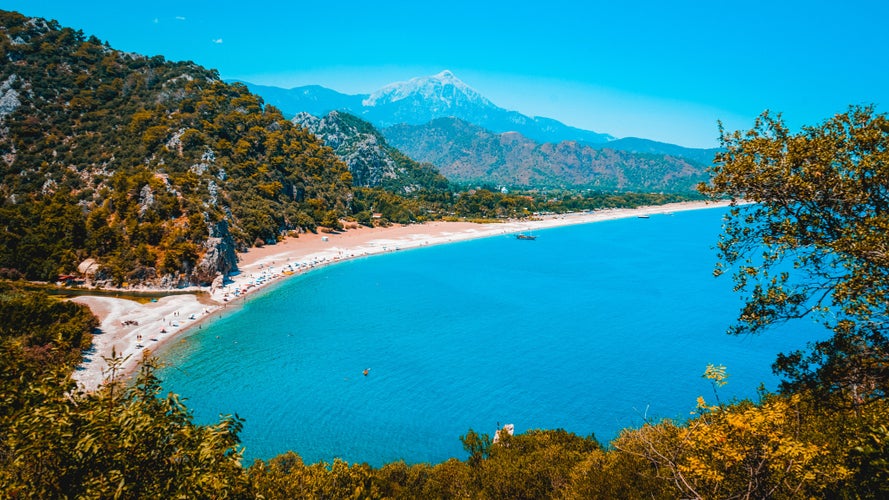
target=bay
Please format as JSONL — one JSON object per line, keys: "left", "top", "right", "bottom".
{"left": 157, "top": 207, "right": 820, "bottom": 466}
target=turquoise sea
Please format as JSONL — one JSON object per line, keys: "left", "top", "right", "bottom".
{"left": 157, "top": 207, "right": 820, "bottom": 466}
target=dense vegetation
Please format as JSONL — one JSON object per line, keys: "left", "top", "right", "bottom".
{"left": 0, "top": 281, "right": 96, "bottom": 426}
{"left": 0, "top": 288, "right": 248, "bottom": 497}
{"left": 383, "top": 117, "right": 711, "bottom": 191}
{"left": 700, "top": 105, "right": 889, "bottom": 410}
{"left": 0, "top": 11, "right": 351, "bottom": 284}
{"left": 352, "top": 186, "right": 699, "bottom": 226}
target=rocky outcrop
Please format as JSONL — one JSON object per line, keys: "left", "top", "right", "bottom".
{"left": 192, "top": 220, "right": 238, "bottom": 285}
{"left": 77, "top": 258, "right": 99, "bottom": 276}
{"left": 293, "top": 111, "right": 397, "bottom": 187}
{"left": 293, "top": 111, "right": 447, "bottom": 195}
{"left": 0, "top": 75, "right": 21, "bottom": 119}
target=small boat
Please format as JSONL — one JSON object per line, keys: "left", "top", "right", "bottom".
{"left": 516, "top": 233, "right": 536, "bottom": 240}
{"left": 637, "top": 214, "right": 650, "bottom": 219}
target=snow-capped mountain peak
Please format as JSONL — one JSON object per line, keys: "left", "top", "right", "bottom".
{"left": 238, "top": 71, "right": 614, "bottom": 144}
{"left": 362, "top": 70, "right": 496, "bottom": 110}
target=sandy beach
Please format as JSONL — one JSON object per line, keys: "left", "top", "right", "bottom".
{"left": 71, "top": 200, "right": 730, "bottom": 391}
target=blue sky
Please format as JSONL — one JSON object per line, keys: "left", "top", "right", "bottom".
{"left": 6, "top": 1, "right": 889, "bottom": 148}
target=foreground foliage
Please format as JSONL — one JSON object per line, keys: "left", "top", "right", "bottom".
{"left": 0, "top": 284, "right": 885, "bottom": 498}
{"left": 0, "top": 284, "right": 247, "bottom": 497}
{"left": 4, "top": 356, "right": 886, "bottom": 498}
{"left": 2, "top": 360, "right": 249, "bottom": 498}
{"left": 700, "top": 106, "right": 889, "bottom": 406}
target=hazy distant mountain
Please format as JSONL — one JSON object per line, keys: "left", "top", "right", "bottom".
{"left": 360, "top": 70, "right": 496, "bottom": 124}
{"left": 601, "top": 137, "right": 721, "bottom": 166}
{"left": 293, "top": 111, "right": 448, "bottom": 194}
{"left": 383, "top": 118, "right": 709, "bottom": 191}
{"left": 235, "top": 71, "right": 614, "bottom": 145}
{"left": 233, "top": 81, "right": 364, "bottom": 117}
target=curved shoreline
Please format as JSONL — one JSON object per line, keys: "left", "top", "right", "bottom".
{"left": 71, "top": 200, "right": 731, "bottom": 391}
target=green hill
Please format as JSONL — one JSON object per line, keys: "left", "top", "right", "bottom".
{"left": 383, "top": 117, "right": 710, "bottom": 191}
{"left": 0, "top": 10, "right": 352, "bottom": 285}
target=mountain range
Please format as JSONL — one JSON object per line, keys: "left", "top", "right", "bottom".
{"left": 237, "top": 71, "right": 719, "bottom": 190}
{"left": 236, "top": 71, "right": 720, "bottom": 159}
{"left": 0, "top": 6, "right": 713, "bottom": 288}
{"left": 236, "top": 71, "right": 615, "bottom": 146}
{"left": 383, "top": 117, "right": 708, "bottom": 191}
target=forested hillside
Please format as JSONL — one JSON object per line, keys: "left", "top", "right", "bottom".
{"left": 0, "top": 11, "right": 352, "bottom": 285}
{"left": 383, "top": 117, "right": 709, "bottom": 191}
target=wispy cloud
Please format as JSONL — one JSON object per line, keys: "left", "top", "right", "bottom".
{"left": 212, "top": 38, "right": 224, "bottom": 44}
{"left": 153, "top": 18, "right": 159, "bottom": 24}
{"left": 175, "top": 16, "right": 186, "bottom": 21}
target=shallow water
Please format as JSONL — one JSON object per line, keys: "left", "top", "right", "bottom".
{"left": 157, "top": 208, "right": 821, "bottom": 466}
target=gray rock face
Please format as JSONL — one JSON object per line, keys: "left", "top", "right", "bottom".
{"left": 293, "top": 111, "right": 397, "bottom": 187}
{"left": 138, "top": 184, "right": 154, "bottom": 217}
{"left": 192, "top": 220, "right": 238, "bottom": 285}
{"left": 0, "top": 75, "right": 21, "bottom": 119}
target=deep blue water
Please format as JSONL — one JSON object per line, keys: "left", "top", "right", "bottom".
{"left": 157, "top": 208, "right": 820, "bottom": 466}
